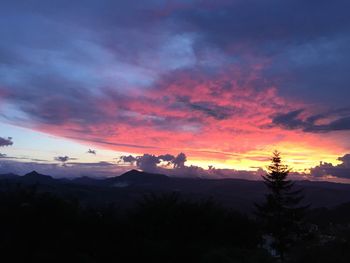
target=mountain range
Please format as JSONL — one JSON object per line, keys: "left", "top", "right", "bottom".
{"left": 1, "top": 169, "right": 350, "bottom": 212}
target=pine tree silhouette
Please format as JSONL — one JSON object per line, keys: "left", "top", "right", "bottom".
{"left": 256, "top": 151, "right": 307, "bottom": 261}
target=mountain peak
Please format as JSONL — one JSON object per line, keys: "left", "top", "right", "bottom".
{"left": 23, "top": 171, "right": 53, "bottom": 180}
{"left": 121, "top": 169, "right": 143, "bottom": 176}
{"left": 25, "top": 170, "right": 41, "bottom": 176}
{"left": 119, "top": 169, "right": 168, "bottom": 180}
{"left": 105, "top": 169, "right": 169, "bottom": 187}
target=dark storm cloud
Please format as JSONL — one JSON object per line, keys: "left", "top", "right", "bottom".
{"left": 272, "top": 110, "right": 306, "bottom": 130}
{"left": 0, "top": 137, "right": 13, "bottom": 147}
{"left": 177, "top": 0, "right": 350, "bottom": 51}
{"left": 338, "top": 154, "right": 350, "bottom": 167}
{"left": 272, "top": 108, "right": 350, "bottom": 133}
{"left": 119, "top": 154, "right": 161, "bottom": 172}
{"left": 0, "top": 1, "right": 349, "bottom": 108}
{"left": 172, "top": 0, "right": 350, "bottom": 106}
{"left": 136, "top": 154, "right": 161, "bottom": 172}
{"left": 4, "top": 0, "right": 347, "bottom": 55}
{"left": 173, "top": 153, "right": 187, "bottom": 168}
{"left": 265, "top": 36, "right": 350, "bottom": 107}
{"left": 310, "top": 153, "right": 350, "bottom": 179}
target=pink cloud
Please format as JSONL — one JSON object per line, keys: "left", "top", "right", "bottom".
{"left": 18, "top": 65, "right": 334, "bottom": 166}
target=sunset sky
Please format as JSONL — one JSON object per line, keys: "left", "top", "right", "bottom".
{"left": 1, "top": 0, "right": 350, "bottom": 180}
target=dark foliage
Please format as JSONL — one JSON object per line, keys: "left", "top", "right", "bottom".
{"left": 290, "top": 202, "right": 350, "bottom": 263}
{"left": 0, "top": 187, "right": 272, "bottom": 263}
{"left": 256, "top": 151, "right": 307, "bottom": 260}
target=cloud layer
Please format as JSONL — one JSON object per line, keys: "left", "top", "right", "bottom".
{"left": 272, "top": 108, "right": 350, "bottom": 132}
{"left": 311, "top": 154, "right": 350, "bottom": 179}
{"left": 0, "top": 137, "right": 13, "bottom": 147}
{"left": 0, "top": 0, "right": 350, "bottom": 170}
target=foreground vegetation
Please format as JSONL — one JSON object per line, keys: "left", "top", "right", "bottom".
{"left": 0, "top": 187, "right": 350, "bottom": 262}
{"left": 0, "top": 189, "right": 271, "bottom": 262}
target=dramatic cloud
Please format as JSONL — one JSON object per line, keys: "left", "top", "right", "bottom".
{"left": 272, "top": 108, "right": 350, "bottom": 132}
{"left": 136, "top": 154, "right": 161, "bottom": 172}
{"left": 338, "top": 154, "right": 350, "bottom": 167}
{"left": 0, "top": 137, "right": 13, "bottom": 147}
{"left": 120, "top": 152, "right": 188, "bottom": 172}
{"left": 310, "top": 153, "right": 350, "bottom": 179}
{"left": 0, "top": 0, "right": 350, "bottom": 174}
{"left": 173, "top": 153, "right": 187, "bottom": 168}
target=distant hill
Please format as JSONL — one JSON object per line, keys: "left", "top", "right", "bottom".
{"left": 1, "top": 170, "right": 350, "bottom": 212}
{"left": 21, "top": 170, "right": 55, "bottom": 183}
{"left": 71, "top": 176, "right": 104, "bottom": 186}
{"left": 0, "top": 173, "right": 18, "bottom": 180}
{"left": 104, "top": 169, "right": 170, "bottom": 187}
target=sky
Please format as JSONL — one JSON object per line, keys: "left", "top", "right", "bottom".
{"left": 1, "top": 0, "right": 350, "bottom": 180}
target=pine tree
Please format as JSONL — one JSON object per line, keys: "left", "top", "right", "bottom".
{"left": 256, "top": 151, "right": 307, "bottom": 261}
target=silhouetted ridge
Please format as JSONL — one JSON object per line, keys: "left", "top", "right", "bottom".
{"left": 120, "top": 169, "right": 168, "bottom": 180}
{"left": 72, "top": 176, "right": 102, "bottom": 186}
{"left": 2, "top": 170, "right": 350, "bottom": 210}
{"left": 105, "top": 169, "right": 170, "bottom": 187}
{"left": 24, "top": 170, "right": 51, "bottom": 177}
{"left": 21, "top": 170, "right": 54, "bottom": 183}
{"left": 0, "top": 173, "right": 19, "bottom": 180}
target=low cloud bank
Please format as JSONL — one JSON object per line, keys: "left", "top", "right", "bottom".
{"left": 1, "top": 151, "right": 350, "bottom": 181}
{"left": 119, "top": 153, "right": 264, "bottom": 180}
{"left": 311, "top": 154, "right": 350, "bottom": 179}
